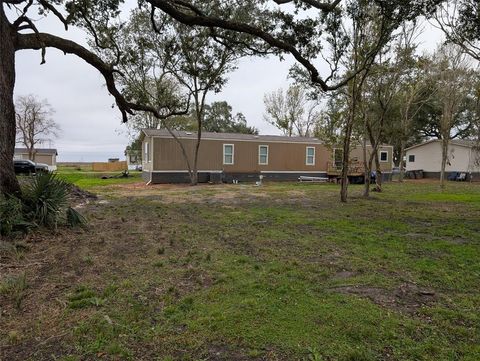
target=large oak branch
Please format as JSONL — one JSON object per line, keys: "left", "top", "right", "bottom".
{"left": 149, "top": 0, "right": 337, "bottom": 90}
{"left": 149, "top": 0, "right": 382, "bottom": 92}
{"left": 15, "top": 32, "right": 182, "bottom": 121}
{"left": 273, "top": 0, "right": 341, "bottom": 11}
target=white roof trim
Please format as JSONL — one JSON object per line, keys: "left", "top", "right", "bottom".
{"left": 406, "top": 139, "right": 475, "bottom": 151}
{"left": 405, "top": 139, "right": 439, "bottom": 151}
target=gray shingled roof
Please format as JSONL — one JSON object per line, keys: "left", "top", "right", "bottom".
{"left": 15, "top": 148, "right": 58, "bottom": 155}
{"left": 142, "top": 129, "right": 324, "bottom": 143}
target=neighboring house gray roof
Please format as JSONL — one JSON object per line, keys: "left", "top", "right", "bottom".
{"left": 15, "top": 148, "right": 58, "bottom": 155}
{"left": 405, "top": 139, "right": 478, "bottom": 151}
{"left": 141, "top": 129, "right": 324, "bottom": 143}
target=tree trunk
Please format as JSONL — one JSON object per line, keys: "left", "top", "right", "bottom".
{"left": 164, "top": 125, "right": 196, "bottom": 186}
{"left": 0, "top": 7, "right": 21, "bottom": 197}
{"left": 191, "top": 130, "right": 201, "bottom": 186}
{"left": 363, "top": 137, "right": 370, "bottom": 198}
{"left": 190, "top": 165, "right": 198, "bottom": 185}
{"left": 440, "top": 136, "right": 448, "bottom": 189}
{"left": 340, "top": 119, "right": 353, "bottom": 203}
{"left": 399, "top": 139, "right": 406, "bottom": 182}
{"left": 374, "top": 151, "right": 382, "bottom": 191}
{"left": 365, "top": 151, "right": 377, "bottom": 197}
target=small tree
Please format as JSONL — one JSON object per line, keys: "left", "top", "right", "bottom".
{"left": 433, "top": 44, "right": 474, "bottom": 188}
{"left": 97, "top": 9, "right": 243, "bottom": 185}
{"left": 264, "top": 85, "right": 320, "bottom": 137}
{"left": 15, "top": 95, "right": 60, "bottom": 161}
{"left": 165, "top": 21, "right": 240, "bottom": 185}
{"left": 361, "top": 59, "right": 400, "bottom": 196}
{"left": 338, "top": 1, "right": 394, "bottom": 202}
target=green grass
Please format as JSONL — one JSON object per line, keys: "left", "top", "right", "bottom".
{"left": 56, "top": 168, "right": 142, "bottom": 189}
{"left": 1, "top": 181, "right": 480, "bottom": 360}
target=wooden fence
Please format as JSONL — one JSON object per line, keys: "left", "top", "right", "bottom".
{"left": 92, "top": 161, "right": 128, "bottom": 172}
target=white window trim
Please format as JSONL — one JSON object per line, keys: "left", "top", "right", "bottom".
{"left": 379, "top": 150, "right": 389, "bottom": 163}
{"left": 408, "top": 154, "right": 415, "bottom": 163}
{"left": 144, "top": 142, "right": 151, "bottom": 163}
{"left": 306, "top": 146, "right": 315, "bottom": 166}
{"left": 223, "top": 144, "right": 234, "bottom": 165}
{"left": 258, "top": 145, "right": 269, "bottom": 165}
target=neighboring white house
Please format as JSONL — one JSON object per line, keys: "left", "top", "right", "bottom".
{"left": 405, "top": 140, "right": 480, "bottom": 180}
{"left": 125, "top": 149, "right": 142, "bottom": 170}
{"left": 14, "top": 148, "right": 58, "bottom": 171}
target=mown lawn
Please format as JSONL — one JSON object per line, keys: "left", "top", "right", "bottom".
{"left": 1, "top": 180, "right": 480, "bottom": 360}
{"left": 56, "top": 168, "right": 142, "bottom": 189}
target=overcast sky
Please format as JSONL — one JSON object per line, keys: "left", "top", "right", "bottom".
{"left": 12, "top": 3, "right": 444, "bottom": 162}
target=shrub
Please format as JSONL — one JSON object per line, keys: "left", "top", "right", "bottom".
{"left": 66, "top": 207, "right": 87, "bottom": 228}
{"left": 0, "top": 196, "right": 31, "bottom": 236}
{"left": 1, "top": 172, "right": 87, "bottom": 237}
{"left": 22, "top": 172, "right": 69, "bottom": 228}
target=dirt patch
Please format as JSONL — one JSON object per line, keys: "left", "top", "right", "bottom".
{"left": 197, "top": 344, "right": 256, "bottom": 361}
{"left": 332, "top": 282, "right": 437, "bottom": 315}
{"left": 333, "top": 270, "right": 357, "bottom": 279}
{"left": 303, "top": 249, "right": 343, "bottom": 266}
{"left": 104, "top": 183, "right": 278, "bottom": 206}
{"left": 193, "top": 344, "right": 289, "bottom": 361}
{"left": 68, "top": 184, "right": 97, "bottom": 205}
{"left": 449, "top": 237, "right": 469, "bottom": 244}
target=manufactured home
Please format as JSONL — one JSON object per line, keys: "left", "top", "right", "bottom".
{"left": 140, "top": 129, "right": 393, "bottom": 184}
{"left": 14, "top": 148, "right": 58, "bottom": 171}
{"left": 406, "top": 139, "right": 480, "bottom": 180}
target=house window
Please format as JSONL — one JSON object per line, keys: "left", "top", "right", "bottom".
{"left": 223, "top": 144, "right": 234, "bottom": 165}
{"left": 259, "top": 145, "right": 269, "bottom": 165}
{"left": 144, "top": 142, "right": 150, "bottom": 163}
{"left": 408, "top": 154, "right": 415, "bottom": 163}
{"left": 306, "top": 147, "right": 315, "bottom": 165}
{"left": 380, "top": 151, "right": 388, "bottom": 162}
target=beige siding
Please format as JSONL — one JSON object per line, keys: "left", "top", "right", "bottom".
{"left": 34, "top": 154, "right": 54, "bottom": 166}
{"left": 15, "top": 153, "right": 55, "bottom": 166}
{"left": 153, "top": 138, "right": 222, "bottom": 171}
{"left": 150, "top": 137, "right": 329, "bottom": 172}
{"left": 333, "top": 145, "right": 394, "bottom": 172}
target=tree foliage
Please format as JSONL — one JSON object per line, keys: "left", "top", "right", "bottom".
{"left": 264, "top": 85, "right": 320, "bottom": 137}
{"left": 203, "top": 102, "right": 258, "bottom": 134}
{"left": 435, "top": 0, "right": 480, "bottom": 61}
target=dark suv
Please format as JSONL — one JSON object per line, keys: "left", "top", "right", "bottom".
{"left": 13, "top": 160, "right": 49, "bottom": 175}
